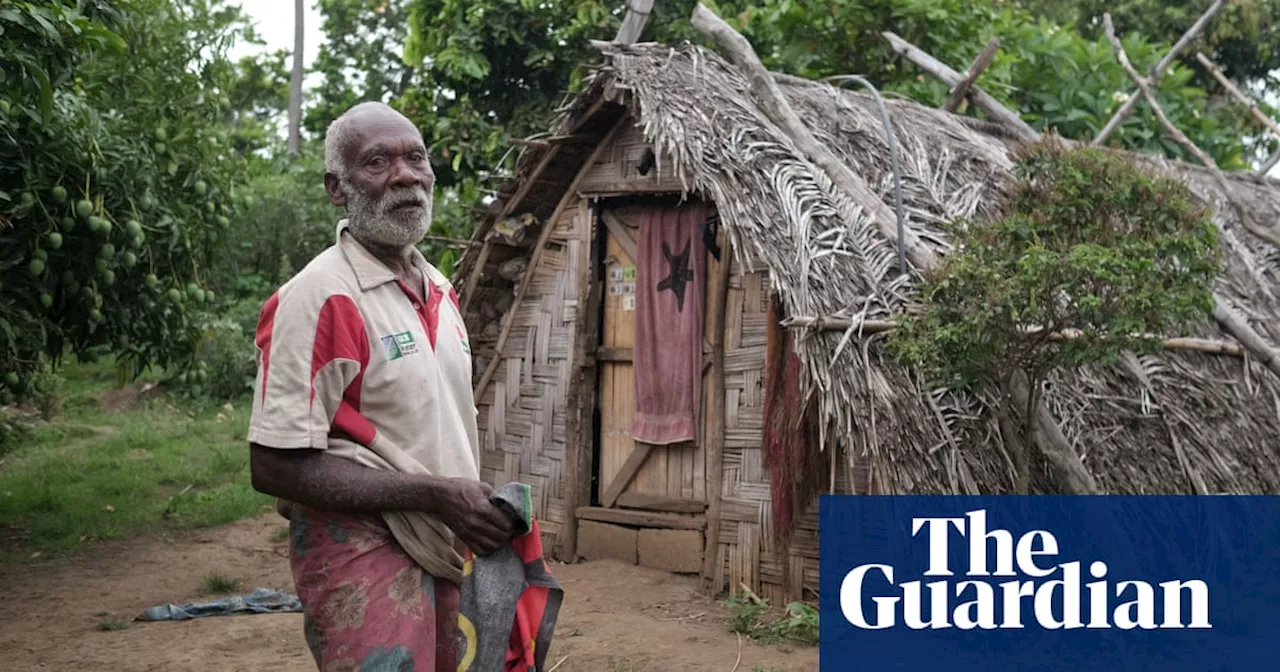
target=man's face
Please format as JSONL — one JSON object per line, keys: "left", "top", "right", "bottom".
{"left": 332, "top": 110, "right": 436, "bottom": 249}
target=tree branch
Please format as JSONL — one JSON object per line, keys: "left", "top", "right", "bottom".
{"left": 1195, "top": 52, "right": 1280, "bottom": 142}
{"left": 1092, "top": 0, "right": 1227, "bottom": 146}
{"left": 944, "top": 38, "right": 1001, "bottom": 113}
{"left": 1103, "top": 14, "right": 1280, "bottom": 251}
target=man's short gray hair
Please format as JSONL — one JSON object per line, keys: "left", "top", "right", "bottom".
{"left": 323, "top": 101, "right": 408, "bottom": 180}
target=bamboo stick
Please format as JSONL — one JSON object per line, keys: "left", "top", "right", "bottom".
{"left": 1103, "top": 14, "right": 1280, "bottom": 250}
{"left": 882, "top": 31, "right": 1040, "bottom": 143}
{"left": 472, "top": 117, "right": 628, "bottom": 403}
{"left": 783, "top": 316, "right": 1246, "bottom": 357}
{"left": 944, "top": 38, "right": 1001, "bottom": 113}
{"left": 1092, "top": 0, "right": 1228, "bottom": 146}
{"left": 691, "top": 3, "right": 939, "bottom": 271}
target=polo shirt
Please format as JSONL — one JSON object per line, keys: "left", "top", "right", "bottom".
{"left": 247, "top": 218, "right": 480, "bottom": 487}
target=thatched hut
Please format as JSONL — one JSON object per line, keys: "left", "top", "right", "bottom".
{"left": 451, "top": 40, "right": 1280, "bottom": 604}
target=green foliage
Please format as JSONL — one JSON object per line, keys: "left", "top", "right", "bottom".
{"left": 0, "top": 0, "right": 261, "bottom": 398}
{"left": 1021, "top": 0, "right": 1280, "bottom": 90}
{"left": 887, "top": 137, "right": 1221, "bottom": 396}
{"left": 725, "top": 589, "right": 819, "bottom": 647}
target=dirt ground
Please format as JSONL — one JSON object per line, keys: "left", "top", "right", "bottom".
{"left": 0, "top": 514, "right": 817, "bottom": 671}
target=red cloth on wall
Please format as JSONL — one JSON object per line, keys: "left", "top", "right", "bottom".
{"left": 631, "top": 202, "right": 708, "bottom": 445}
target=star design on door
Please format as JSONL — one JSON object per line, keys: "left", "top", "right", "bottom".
{"left": 656, "top": 239, "right": 694, "bottom": 312}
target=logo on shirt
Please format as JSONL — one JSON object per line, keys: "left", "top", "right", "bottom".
{"left": 456, "top": 324, "right": 470, "bottom": 355}
{"left": 381, "top": 331, "right": 419, "bottom": 360}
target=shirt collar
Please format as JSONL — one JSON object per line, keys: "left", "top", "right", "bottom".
{"left": 335, "top": 219, "right": 449, "bottom": 292}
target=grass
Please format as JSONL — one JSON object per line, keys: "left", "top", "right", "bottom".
{"left": 200, "top": 571, "right": 241, "bottom": 595}
{"left": 96, "top": 618, "right": 128, "bottom": 631}
{"left": 0, "top": 357, "right": 272, "bottom": 560}
{"left": 725, "top": 589, "right": 819, "bottom": 648}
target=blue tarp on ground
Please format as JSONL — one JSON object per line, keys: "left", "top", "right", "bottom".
{"left": 135, "top": 587, "right": 302, "bottom": 622}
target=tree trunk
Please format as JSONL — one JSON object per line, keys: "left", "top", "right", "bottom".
{"left": 287, "top": 0, "right": 304, "bottom": 155}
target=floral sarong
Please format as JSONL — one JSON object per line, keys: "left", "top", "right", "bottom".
{"left": 288, "top": 505, "right": 460, "bottom": 672}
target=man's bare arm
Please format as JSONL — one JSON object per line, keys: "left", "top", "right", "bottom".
{"left": 249, "top": 444, "right": 513, "bottom": 554}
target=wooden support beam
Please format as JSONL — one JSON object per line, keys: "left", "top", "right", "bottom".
{"left": 458, "top": 94, "right": 613, "bottom": 312}
{"left": 1195, "top": 52, "right": 1280, "bottom": 142}
{"left": 510, "top": 134, "right": 599, "bottom": 149}
{"left": 576, "top": 506, "right": 707, "bottom": 530}
{"left": 1093, "top": 0, "right": 1227, "bottom": 146}
{"left": 700, "top": 221, "right": 733, "bottom": 589}
{"left": 473, "top": 117, "right": 628, "bottom": 403}
{"left": 944, "top": 38, "right": 1000, "bottom": 113}
{"left": 562, "top": 201, "right": 604, "bottom": 563}
{"left": 882, "top": 31, "right": 1040, "bottom": 143}
{"left": 616, "top": 493, "right": 708, "bottom": 514}
{"left": 600, "top": 209, "right": 640, "bottom": 262}
{"left": 693, "top": 3, "right": 938, "bottom": 272}
{"left": 600, "top": 443, "right": 654, "bottom": 508}
{"left": 614, "top": 0, "right": 654, "bottom": 45}
{"left": 1103, "top": 14, "right": 1280, "bottom": 251}
{"left": 1212, "top": 296, "right": 1280, "bottom": 381}
{"left": 782, "top": 316, "right": 1247, "bottom": 357}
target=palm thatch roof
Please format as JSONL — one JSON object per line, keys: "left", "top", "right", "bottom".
{"left": 457, "top": 41, "right": 1280, "bottom": 496}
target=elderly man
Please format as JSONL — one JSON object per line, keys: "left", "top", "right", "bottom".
{"left": 247, "top": 101, "right": 512, "bottom": 671}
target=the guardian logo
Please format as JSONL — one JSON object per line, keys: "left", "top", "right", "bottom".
{"left": 840, "top": 509, "right": 1211, "bottom": 631}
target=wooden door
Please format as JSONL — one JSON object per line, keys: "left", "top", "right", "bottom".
{"left": 596, "top": 205, "right": 707, "bottom": 509}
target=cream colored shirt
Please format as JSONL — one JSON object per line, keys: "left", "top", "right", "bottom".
{"left": 247, "top": 219, "right": 479, "bottom": 583}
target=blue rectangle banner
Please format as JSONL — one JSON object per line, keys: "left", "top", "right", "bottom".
{"left": 819, "top": 495, "right": 1280, "bottom": 670}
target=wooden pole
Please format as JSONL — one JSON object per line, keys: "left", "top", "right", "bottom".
{"left": 1103, "top": 14, "right": 1280, "bottom": 251}
{"left": 692, "top": 3, "right": 939, "bottom": 271}
{"left": 782, "top": 316, "right": 1246, "bottom": 356}
{"left": 472, "top": 117, "right": 628, "bottom": 404}
{"left": 1092, "top": 0, "right": 1228, "bottom": 146}
{"left": 700, "top": 230, "right": 733, "bottom": 590}
{"left": 614, "top": 0, "right": 654, "bottom": 44}
{"left": 944, "top": 38, "right": 1001, "bottom": 113}
{"left": 1195, "top": 52, "right": 1280, "bottom": 140}
{"left": 562, "top": 201, "right": 604, "bottom": 562}
{"left": 882, "top": 31, "right": 1040, "bottom": 143}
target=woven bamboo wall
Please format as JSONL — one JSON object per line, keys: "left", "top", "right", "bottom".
{"left": 472, "top": 199, "right": 592, "bottom": 558}
{"left": 707, "top": 251, "right": 862, "bottom": 605}
{"left": 578, "top": 122, "right": 686, "bottom": 195}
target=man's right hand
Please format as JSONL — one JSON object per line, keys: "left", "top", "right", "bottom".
{"left": 436, "top": 478, "right": 514, "bottom": 557}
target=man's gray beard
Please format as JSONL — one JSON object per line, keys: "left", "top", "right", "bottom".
{"left": 342, "top": 178, "right": 432, "bottom": 249}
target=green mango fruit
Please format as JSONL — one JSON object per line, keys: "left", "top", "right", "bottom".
{"left": 76, "top": 199, "right": 94, "bottom": 219}
{"left": 51, "top": 185, "right": 67, "bottom": 203}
